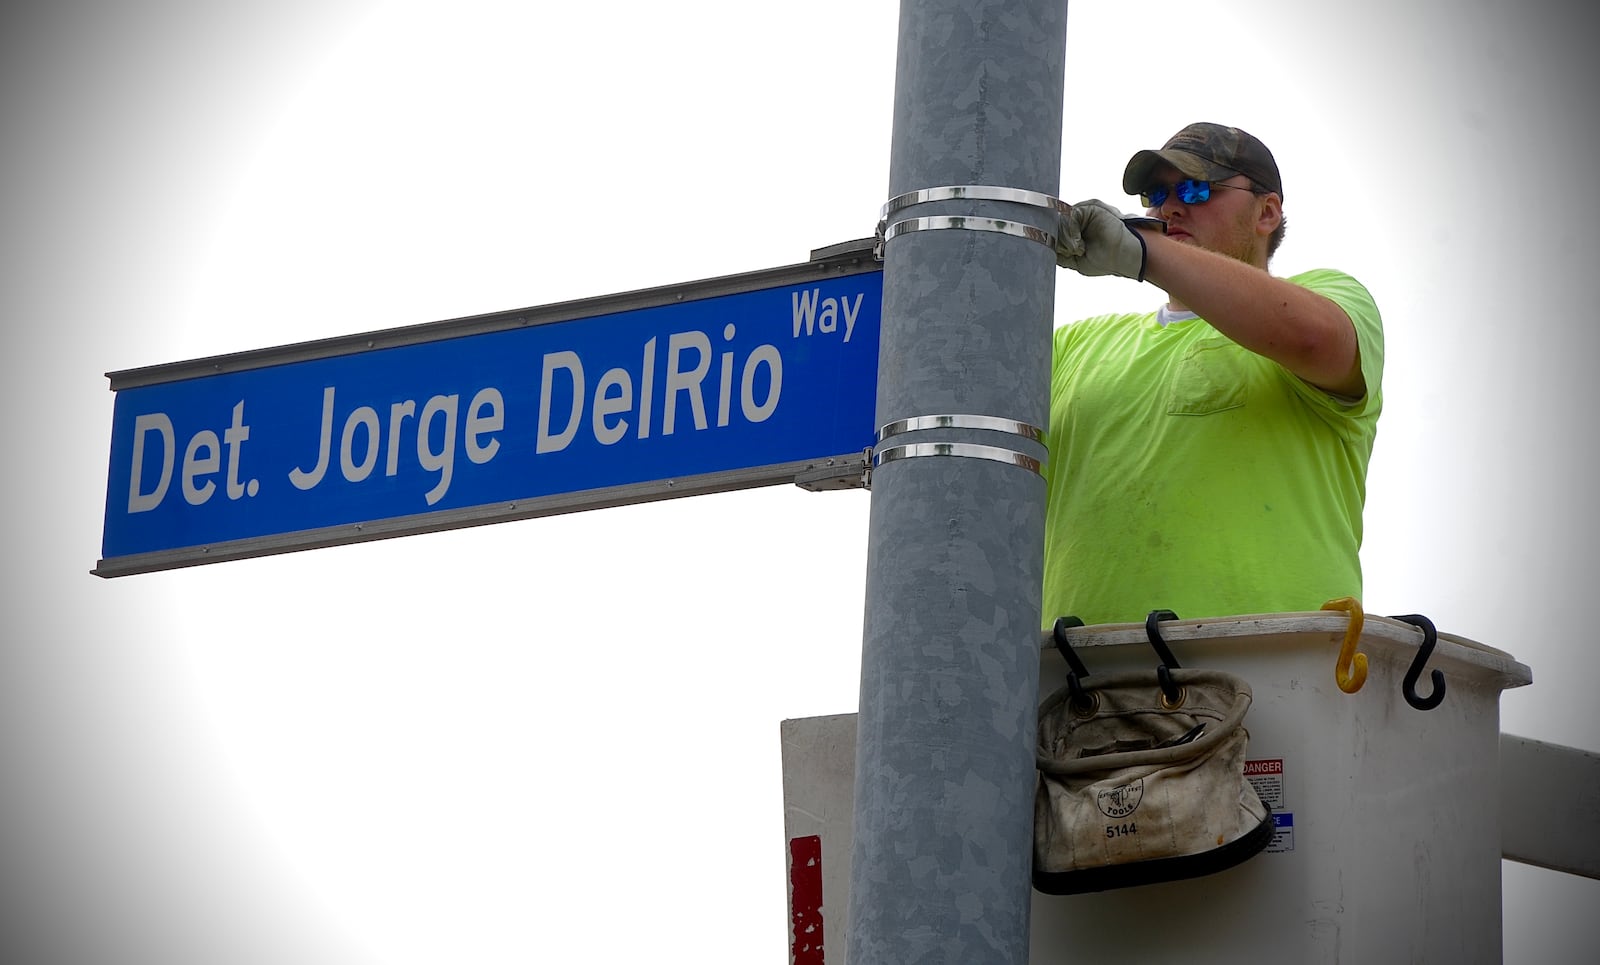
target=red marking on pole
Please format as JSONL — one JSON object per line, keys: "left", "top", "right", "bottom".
{"left": 789, "top": 834, "right": 824, "bottom": 965}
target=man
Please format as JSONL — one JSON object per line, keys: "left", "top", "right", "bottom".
{"left": 1045, "top": 122, "right": 1383, "bottom": 626}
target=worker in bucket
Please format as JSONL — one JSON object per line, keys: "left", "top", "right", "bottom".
{"left": 1046, "top": 121, "right": 1384, "bottom": 626}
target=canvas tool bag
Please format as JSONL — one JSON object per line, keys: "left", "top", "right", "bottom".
{"left": 1033, "top": 666, "right": 1273, "bottom": 895}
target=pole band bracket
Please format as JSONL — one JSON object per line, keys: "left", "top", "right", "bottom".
{"left": 872, "top": 442, "right": 1043, "bottom": 475}
{"left": 870, "top": 413, "right": 1046, "bottom": 479}
{"left": 875, "top": 185, "right": 1067, "bottom": 260}
{"left": 877, "top": 413, "right": 1043, "bottom": 446}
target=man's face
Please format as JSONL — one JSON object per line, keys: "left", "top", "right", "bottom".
{"left": 1141, "top": 166, "right": 1273, "bottom": 266}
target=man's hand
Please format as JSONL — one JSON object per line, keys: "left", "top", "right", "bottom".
{"left": 1056, "top": 200, "right": 1165, "bottom": 282}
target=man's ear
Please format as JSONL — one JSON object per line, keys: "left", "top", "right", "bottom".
{"left": 1256, "top": 192, "right": 1283, "bottom": 237}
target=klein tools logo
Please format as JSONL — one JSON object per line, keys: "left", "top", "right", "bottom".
{"left": 1096, "top": 779, "right": 1144, "bottom": 818}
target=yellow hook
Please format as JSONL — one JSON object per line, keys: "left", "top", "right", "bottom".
{"left": 1321, "top": 596, "right": 1368, "bottom": 694}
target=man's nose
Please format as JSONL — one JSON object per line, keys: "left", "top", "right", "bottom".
{"left": 1153, "top": 196, "right": 1185, "bottom": 219}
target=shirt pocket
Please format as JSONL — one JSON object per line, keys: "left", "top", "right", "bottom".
{"left": 1166, "top": 336, "right": 1248, "bottom": 415}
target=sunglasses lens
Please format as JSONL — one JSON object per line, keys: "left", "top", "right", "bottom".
{"left": 1141, "top": 180, "right": 1213, "bottom": 207}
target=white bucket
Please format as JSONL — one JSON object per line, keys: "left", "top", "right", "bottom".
{"left": 780, "top": 612, "right": 1532, "bottom": 964}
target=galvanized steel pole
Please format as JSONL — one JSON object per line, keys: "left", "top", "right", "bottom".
{"left": 848, "top": 2, "right": 1066, "bottom": 964}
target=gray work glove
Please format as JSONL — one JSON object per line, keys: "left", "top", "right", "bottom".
{"left": 1055, "top": 199, "right": 1166, "bottom": 282}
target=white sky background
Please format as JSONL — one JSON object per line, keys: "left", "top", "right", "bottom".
{"left": 3, "top": 0, "right": 1596, "bottom": 962}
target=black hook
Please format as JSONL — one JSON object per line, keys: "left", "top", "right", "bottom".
{"left": 1390, "top": 613, "right": 1446, "bottom": 711}
{"left": 1144, "top": 609, "right": 1182, "bottom": 704}
{"left": 1052, "top": 616, "right": 1091, "bottom": 707}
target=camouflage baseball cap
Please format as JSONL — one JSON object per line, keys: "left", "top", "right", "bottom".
{"left": 1122, "top": 122, "right": 1283, "bottom": 198}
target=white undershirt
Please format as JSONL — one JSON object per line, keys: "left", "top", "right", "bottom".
{"left": 1156, "top": 304, "right": 1197, "bottom": 327}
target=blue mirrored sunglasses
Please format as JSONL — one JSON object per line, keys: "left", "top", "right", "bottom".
{"left": 1140, "top": 178, "right": 1255, "bottom": 208}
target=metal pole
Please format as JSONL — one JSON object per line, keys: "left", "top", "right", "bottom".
{"left": 848, "top": 2, "right": 1066, "bottom": 963}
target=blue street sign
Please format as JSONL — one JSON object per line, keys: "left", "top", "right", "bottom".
{"left": 96, "top": 247, "right": 882, "bottom": 576}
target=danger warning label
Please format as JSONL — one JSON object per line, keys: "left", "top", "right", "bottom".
{"left": 1245, "top": 757, "right": 1285, "bottom": 810}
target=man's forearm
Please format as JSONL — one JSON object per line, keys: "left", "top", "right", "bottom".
{"left": 1139, "top": 232, "right": 1364, "bottom": 397}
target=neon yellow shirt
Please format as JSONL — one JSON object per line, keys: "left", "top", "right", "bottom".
{"left": 1041, "top": 268, "right": 1384, "bottom": 626}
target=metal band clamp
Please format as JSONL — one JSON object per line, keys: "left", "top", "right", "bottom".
{"left": 872, "top": 442, "right": 1043, "bottom": 475}
{"left": 878, "top": 185, "right": 1070, "bottom": 226}
{"left": 874, "top": 184, "right": 1067, "bottom": 258}
{"left": 870, "top": 413, "right": 1046, "bottom": 478}
{"left": 877, "top": 413, "right": 1043, "bottom": 446}
{"left": 879, "top": 216, "right": 1055, "bottom": 252}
